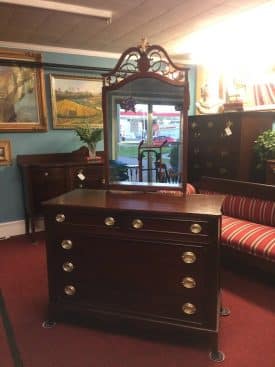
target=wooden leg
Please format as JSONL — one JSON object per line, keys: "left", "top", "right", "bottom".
{"left": 209, "top": 333, "right": 225, "bottom": 362}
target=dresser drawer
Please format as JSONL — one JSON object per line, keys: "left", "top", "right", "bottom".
{"left": 47, "top": 233, "right": 215, "bottom": 303}
{"left": 50, "top": 209, "right": 210, "bottom": 243}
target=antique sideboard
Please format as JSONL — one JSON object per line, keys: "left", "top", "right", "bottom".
{"left": 17, "top": 147, "right": 104, "bottom": 240}
{"left": 42, "top": 188, "right": 225, "bottom": 361}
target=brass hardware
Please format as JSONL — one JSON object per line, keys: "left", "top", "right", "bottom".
{"left": 181, "top": 277, "right": 196, "bottom": 289}
{"left": 56, "top": 213, "right": 65, "bottom": 223}
{"left": 101, "top": 178, "right": 106, "bottom": 184}
{"left": 64, "top": 285, "right": 76, "bottom": 296}
{"left": 191, "top": 122, "right": 197, "bottom": 129}
{"left": 181, "top": 251, "right": 196, "bottom": 264}
{"left": 44, "top": 172, "right": 49, "bottom": 176}
{"left": 182, "top": 303, "right": 196, "bottom": 315}
{"left": 132, "top": 219, "right": 143, "bottom": 229}
{"left": 61, "top": 240, "right": 73, "bottom": 250}
{"left": 104, "top": 216, "right": 115, "bottom": 226}
{"left": 190, "top": 223, "right": 202, "bottom": 234}
{"left": 62, "top": 262, "right": 74, "bottom": 272}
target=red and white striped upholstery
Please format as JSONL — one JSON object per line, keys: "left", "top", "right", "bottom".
{"left": 222, "top": 195, "right": 275, "bottom": 227}
{"left": 222, "top": 216, "right": 275, "bottom": 262}
{"left": 158, "top": 183, "right": 197, "bottom": 196}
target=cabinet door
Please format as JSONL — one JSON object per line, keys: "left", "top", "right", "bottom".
{"left": 30, "top": 167, "right": 67, "bottom": 212}
{"left": 69, "top": 165, "right": 104, "bottom": 189}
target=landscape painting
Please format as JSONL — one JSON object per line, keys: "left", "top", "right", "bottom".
{"left": 50, "top": 74, "right": 103, "bottom": 129}
{"left": 0, "top": 49, "right": 47, "bottom": 132}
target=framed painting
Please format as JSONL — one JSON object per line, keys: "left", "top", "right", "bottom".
{"left": 0, "top": 49, "right": 47, "bottom": 132}
{"left": 0, "top": 140, "right": 12, "bottom": 166}
{"left": 50, "top": 74, "right": 103, "bottom": 129}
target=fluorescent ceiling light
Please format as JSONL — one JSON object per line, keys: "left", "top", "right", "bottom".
{"left": 0, "top": 0, "right": 112, "bottom": 22}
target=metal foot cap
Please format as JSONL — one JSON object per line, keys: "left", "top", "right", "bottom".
{"left": 209, "top": 350, "right": 225, "bottom": 362}
{"left": 220, "top": 307, "right": 231, "bottom": 316}
{"left": 42, "top": 320, "right": 56, "bottom": 328}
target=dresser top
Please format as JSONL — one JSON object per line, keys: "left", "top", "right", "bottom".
{"left": 43, "top": 189, "right": 224, "bottom": 217}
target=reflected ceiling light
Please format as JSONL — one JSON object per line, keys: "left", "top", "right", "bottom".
{"left": 0, "top": 0, "right": 112, "bottom": 23}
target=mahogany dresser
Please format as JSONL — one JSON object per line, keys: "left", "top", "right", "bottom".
{"left": 43, "top": 189, "right": 225, "bottom": 360}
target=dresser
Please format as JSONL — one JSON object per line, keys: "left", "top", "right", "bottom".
{"left": 188, "top": 111, "right": 274, "bottom": 183}
{"left": 43, "top": 189, "right": 225, "bottom": 360}
{"left": 17, "top": 147, "right": 104, "bottom": 240}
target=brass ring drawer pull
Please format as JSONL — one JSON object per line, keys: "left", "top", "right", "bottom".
{"left": 62, "top": 262, "right": 74, "bottom": 272}
{"left": 181, "top": 277, "right": 196, "bottom": 289}
{"left": 132, "top": 219, "right": 143, "bottom": 229}
{"left": 190, "top": 223, "right": 202, "bottom": 234}
{"left": 182, "top": 302, "right": 196, "bottom": 315}
{"left": 104, "top": 216, "right": 115, "bottom": 226}
{"left": 56, "top": 213, "right": 65, "bottom": 223}
{"left": 181, "top": 251, "right": 196, "bottom": 264}
{"left": 64, "top": 285, "right": 76, "bottom": 296}
{"left": 61, "top": 240, "right": 73, "bottom": 250}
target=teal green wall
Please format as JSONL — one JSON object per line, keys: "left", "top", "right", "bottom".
{"left": 0, "top": 49, "right": 196, "bottom": 224}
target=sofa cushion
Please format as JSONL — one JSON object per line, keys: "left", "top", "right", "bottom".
{"left": 222, "top": 216, "right": 275, "bottom": 262}
{"left": 222, "top": 195, "right": 275, "bottom": 226}
{"left": 158, "top": 183, "right": 197, "bottom": 196}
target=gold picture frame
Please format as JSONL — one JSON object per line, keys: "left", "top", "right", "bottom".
{"left": 0, "top": 49, "right": 47, "bottom": 132}
{"left": 50, "top": 74, "right": 103, "bottom": 129}
{"left": 0, "top": 140, "right": 12, "bottom": 165}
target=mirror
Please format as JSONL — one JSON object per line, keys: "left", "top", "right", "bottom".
{"left": 102, "top": 40, "right": 190, "bottom": 192}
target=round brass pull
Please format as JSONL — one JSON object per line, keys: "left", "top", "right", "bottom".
{"left": 104, "top": 216, "right": 115, "bottom": 226}
{"left": 62, "top": 262, "right": 74, "bottom": 272}
{"left": 190, "top": 223, "right": 202, "bottom": 234}
{"left": 61, "top": 240, "right": 73, "bottom": 250}
{"left": 64, "top": 285, "right": 76, "bottom": 296}
{"left": 56, "top": 213, "right": 65, "bottom": 223}
{"left": 182, "top": 302, "right": 196, "bottom": 315}
{"left": 44, "top": 172, "right": 49, "bottom": 176}
{"left": 181, "top": 277, "right": 196, "bottom": 289}
{"left": 181, "top": 251, "right": 196, "bottom": 264}
{"left": 132, "top": 219, "right": 143, "bottom": 229}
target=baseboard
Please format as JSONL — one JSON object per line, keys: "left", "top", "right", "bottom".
{"left": 0, "top": 218, "right": 45, "bottom": 239}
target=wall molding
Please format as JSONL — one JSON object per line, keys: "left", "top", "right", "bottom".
{"left": 0, "top": 40, "right": 120, "bottom": 59}
{"left": 0, "top": 219, "right": 44, "bottom": 239}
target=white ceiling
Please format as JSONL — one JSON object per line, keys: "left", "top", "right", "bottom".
{"left": 0, "top": 0, "right": 273, "bottom": 59}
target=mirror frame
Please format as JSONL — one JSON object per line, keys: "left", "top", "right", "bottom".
{"left": 102, "top": 40, "right": 190, "bottom": 192}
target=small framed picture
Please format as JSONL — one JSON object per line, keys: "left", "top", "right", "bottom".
{"left": 0, "top": 140, "right": 12, "bottom": 165}
{"left": 50, "top": 74, "right": 103, "bottom": 129}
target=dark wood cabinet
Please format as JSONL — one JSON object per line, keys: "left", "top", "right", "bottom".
{"left": 188, "top": 111, "right": 274, "bottom": 183}
{"left": 17, "top": 147, "right": 104, "bottom": 239}
{"left": 43, "top": 189, "right": 225, "bottom": 359}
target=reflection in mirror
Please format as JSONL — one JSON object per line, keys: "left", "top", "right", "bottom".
{"left": 102, "top": 41, "right": 190, "bottom": 192}
{"left": 106, "top": 78, "right": 184, "bottom": 187}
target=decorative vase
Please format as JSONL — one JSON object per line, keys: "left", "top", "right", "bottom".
{"left": 87, "top": 143, "right": 96, "bottom": 160}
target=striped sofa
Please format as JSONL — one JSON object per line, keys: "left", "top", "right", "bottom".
{"left": 197, "top": 177, "right": 275, "bottom": 275}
